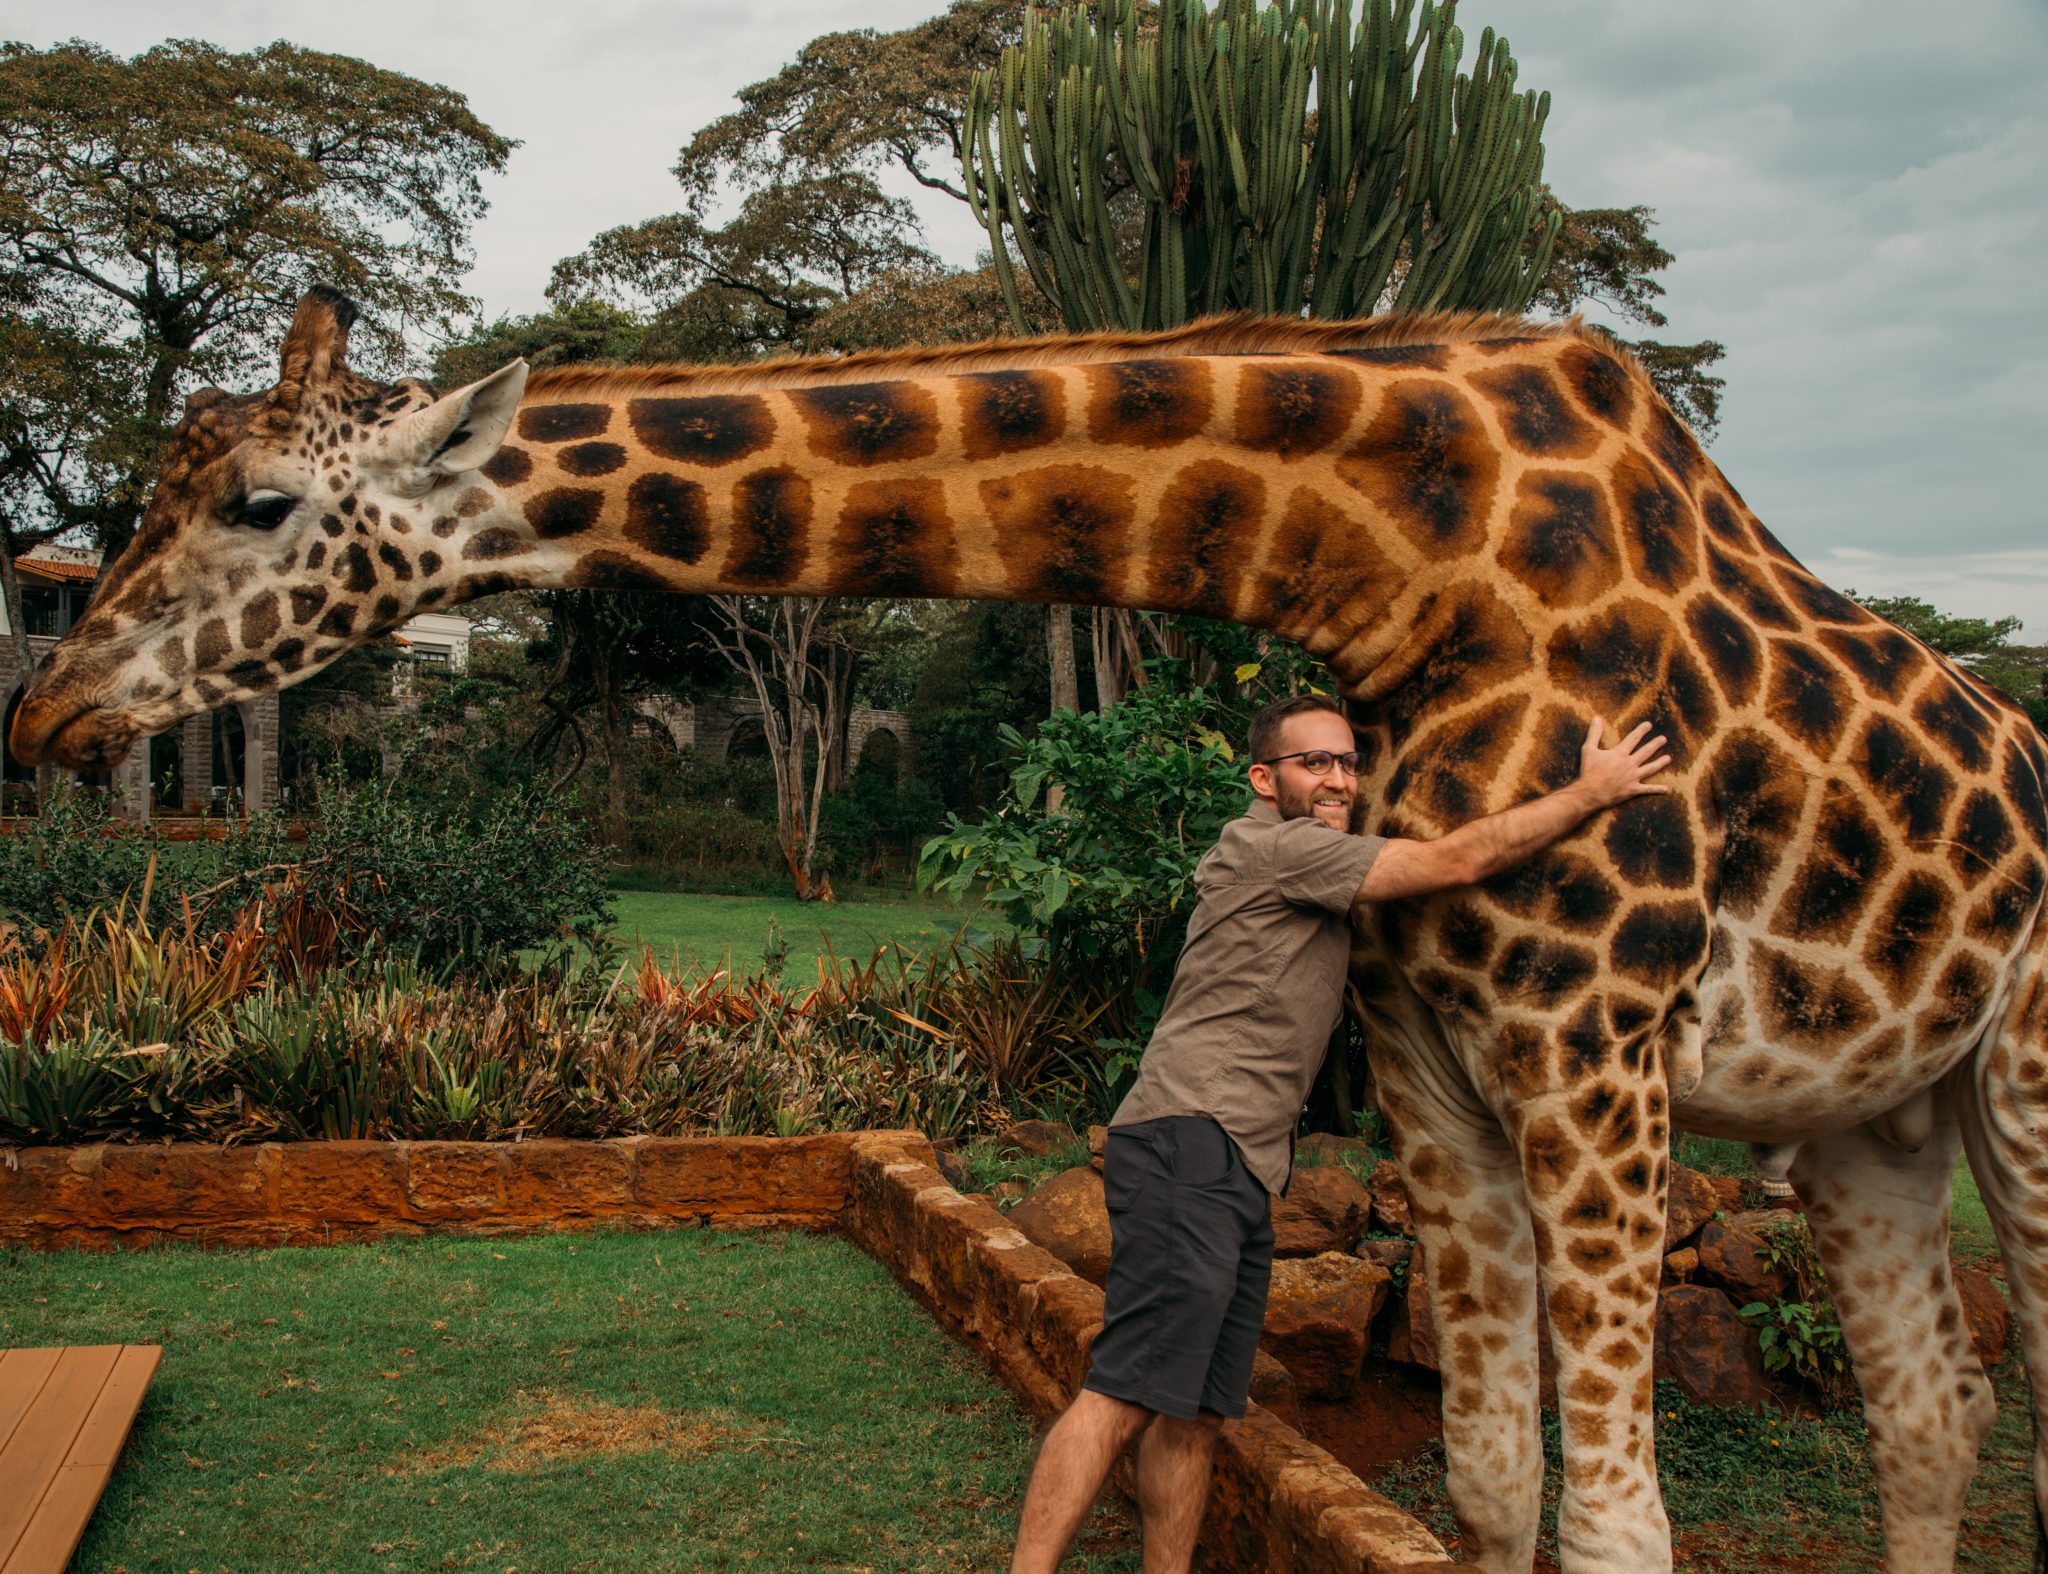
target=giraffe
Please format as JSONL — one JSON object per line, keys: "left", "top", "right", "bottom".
{"left": 12, "top": 287, "right": 2045, "bottom": 1573}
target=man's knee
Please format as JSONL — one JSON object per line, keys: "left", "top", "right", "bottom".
{"left": 1064, "top": 1387, "right": 1156, "bottom": 1446}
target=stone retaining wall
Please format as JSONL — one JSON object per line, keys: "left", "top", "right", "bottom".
{"left": 1, "top": 1133, "right": 1472, "bottom": 1573}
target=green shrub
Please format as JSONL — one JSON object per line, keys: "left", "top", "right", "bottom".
{"left": 0, "top": 784, "right": 168, "bottom": 932}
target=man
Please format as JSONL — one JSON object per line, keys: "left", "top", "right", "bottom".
{"left": 1009, "top": 694, "right": 1671, "bottom": 1574}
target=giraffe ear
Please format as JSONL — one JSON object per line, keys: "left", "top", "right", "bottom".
{"left": 379, "top": 359, "right": 529, "bottom": 476}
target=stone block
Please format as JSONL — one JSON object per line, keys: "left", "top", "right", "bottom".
{"left": 278, "top": 1141, "right": 407, "bottom": 1223}
{"left": 1386, "top": 1254, "right": 1438, "bottom": 1371}
{"left": 1955, "top": 1267, "right": 2011, "bottom": 1370}
{"left": 1273, "top": 1196, "right": 1342, "bottom": 1257}
{"left": 1008, "top": 1167, "right": 1112, "bottom": 1284}
{"left": 1694, "top": 1218, "right": 1791, "bottom": 1305}
{"left": 1287, "top": 1164, "right": 1373, "bottom": 1249}
{"left": 0, "top": 1146, "right": 105, "bottom": 1226}
{"left": 1662, "top": 1247, "right": 1700, "bottom": 1285}
{"left": 1368, "top": 1159, "right": 1412, "bottom": 1237}
{"left": 1654, "top": 1283, "right": 1769, "bottom": 1410}
{"left": 404, "top": 1142, "right": 506, "bottom": 1218}
{"left": 1356, "top": 1237, "right": 1412, "bottom": 1274}
{"left": 502, "top": 1139, "right": 632, "bottom": 1216}
{"left": 1664, "top": 1163, "right": 1720, "bottom": 1248}
{"left": 997, "top": 1119, "right": 1078, "bottom": 1159}
{"left": 96, "top": 1142, "right": 278, "bottom": 1226}
{"left": 1260, "top": 1252, "right": 1392, "bottom": 1400}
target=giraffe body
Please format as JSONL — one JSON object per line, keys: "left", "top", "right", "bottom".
{"left": 14, "top": 290, "right": 2047, "bottom": 1572}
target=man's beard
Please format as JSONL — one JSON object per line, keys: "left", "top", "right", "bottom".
{"left": 1274, "top": 775, "right": 1367, "bottom": 834}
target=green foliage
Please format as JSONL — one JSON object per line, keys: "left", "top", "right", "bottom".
{"left": 919, "top": 680, "right": 1247, "bottom": 987}
{"left": 1849, "top": 592, "right": 2048, "bottom": 729}
{"left": 965, "top": 0, "right": 1559, "bottom": 331}
{"left": 0, "top": 784, "right": 166, "bottom": 932}
{"left": 1737, "top": 1221, "right": 1854, "bottom": 1404}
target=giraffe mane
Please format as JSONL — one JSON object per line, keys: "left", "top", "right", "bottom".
{"left": 520, "top": 310, "right": 1622, "bottom": 399}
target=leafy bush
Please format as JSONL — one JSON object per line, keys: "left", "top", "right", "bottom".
{"left": 0, "top": 785, "right": 169, "bottom": 933}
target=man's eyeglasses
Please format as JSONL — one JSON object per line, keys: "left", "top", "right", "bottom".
{"left": 1259, "top": 750, "right": 1364, "bottom": 776}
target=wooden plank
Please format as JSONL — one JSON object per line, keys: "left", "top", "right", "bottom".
{"left": 0, "top": 1350, "right": 61, "bottom": 1458}
{"left": 3, "top": 1347, "right": 160, "bottom": 1574}
{"left": 0, "top": 1347, "right": 119, "bottom": 1569}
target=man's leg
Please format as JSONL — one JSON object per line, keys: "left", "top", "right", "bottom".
{"left": 1011, "top": 1390, "right": 1153, "bottom": 1574}
{"left": 1134, "top": 1411, "right": 1225, "bottom": 1573}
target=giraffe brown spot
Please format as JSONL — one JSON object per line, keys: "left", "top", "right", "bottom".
{"left": 1570, "top": 1082, "right": 1639, "bottom": 1154}
{"left": 224, "top": 658, "right": 272, "bottom": 690}
{"left": 517, "top": 403, "right": 610, "bottom": 443}
{"left": 420, "top": 550, "right": 442, "bottom": 577}
{"left": 1492, "top": 936, "right": 1598, "bottom": 1009}
{"left": 1482, "top": 850, "right": 1624, "bottom": 935}
{"left": 1613, "top": 452, "right": 1696, "bottom": 593}
{"left": 628, "top": 394, "right": 774, "bottom": 468}
{"left": 1497, "top": 1021, "right": 1551, "bottom": 1101}
{"left": 1145, "top": 461, "right": 1263, "bottom": 620}
{"left": 1821, "top": 624, "right": 1924, "bottom": 703}
{"left": 1520, "top": 1115, "right": 1576, "bottom": 1198}
{"left": 623, "top": 473, "right": 709, "bottom": 564}
{"left": 1331, "top": 343, "right": 1450, "bottom": 370}
{"left": 463, "top": 528, "right": 525, "bottom": 561}
{"left": 525, "top": 488, "right": 604, "bottom": 541}
{"left": 375, "top": 542, "right": 415, "bottom": 582}
{"left": 558, "top": 441, "right": 627, "bottom": 477}
{"left": 1856, "top": 715, "right": 1956, "bottom": 841}
{"left": 154, "top": 639, "right": 188, "bottom": 678}
{"left": 1700, "top": 494, "right": 1748, "bottom": 549}
{"left": 1952, "top": 788, "right": 2017, "bottom": 876}
{"left": 1558, "top": 344, "right": 1636, "bottom": 428}
{"left": 1609, "top": 901, "right": 1710, "bottom": 989}
{"left": 1380, "top": 586, "right": 1531, "bottom": 746}
{"left": 363, "top": 503, "right": 383, "bottom": 527}
{"left": 1543, "top": 600, "right": 1673, "bottom": 724}
{"left": 831, "top": 478, "right": 957, "bottom": 596}
{"left": 1253, "top": 487, "right": 1394, "bottom": 647}
{"left": 1234, "top": 363, "right": 1361, "bottom": 458}
{"left": 979, "top": 464, "right": 1137, "bottom": 603}
{"left": 432, "top": 515, "right": 459, "bottom": 538}
{"left": 1604, "top": 795, "right": 1697, "bottom": 888}
{"left": 1645, "top": 403, "right": 1701, "bottom": 487}
{"left": 1395, "top": 694, "right": 1529, "bottom": 825}
{"left": 336, "top": 542, "right": 377, "bottom": 594}
{"left": 1865, "top": 872, "right": 1951, "bottom": 1006}
{"left": 194, "top": 618, "right": 231, "bottom": 670}
{"left": 725, "top": 467, "right": 813, "bottom": 586}
{"left": 456, "top": 487, "right": 494, "bottom": 518}
{"left": 576, "top": 552, "right": 674, "bottom": 592}
{"left": 1765, "top": 640, "right": 1851, "bottom": 754}
{"left": 320, "top": 514, "right": 345, "bottom": 538}
{"left": 1968, "top": 859, "right": 2044, "bottom": 948}
{"left": 1771, "top": 786, "right": 1893, "bottom": 942}
{"left": 1498, "top": 472, "right": 1619, "bottom": 609}
{"left": 1913, "top": 679, "right": 1996, "bottom": 774}
{"left": 1340, "top": 381, "right": 1500, "bottom": 556}
{"left": 1565, "top": 1171, "right": 1619, "bottom": 1227}
{"left": 1920, "top": 952, "right": 1998, "bottom": 1041}
{"left": 1558, "top": 999, "right": 1610, "bottom": 1077}
{"left": 1706, "top": 541, "right": 1799, "bottom": 630}
{"left": 273, "top": 638, "right": 305, "bottom": 671}
{"left": 454, "top": 572, "right": 518, "bottom": 602}
{"left": 481, "top": 446, "right": 532, "bottom": 486}
{"left": 1547, "top": 1282, "right": 1602, "bottom": 1352}
{"left": 1701, "top": 730, "right": 1808, "bottom": 916}
{"left": 373, "top": 594, "right": 401, "bottom": 625}
{"left": 239, "top": 593, "right": 281, "bottom": 650}
{"left": 1472, "top": 363, "right": 1598, "bottom": 458}
{"left": 317, "top": 604, "right": 356, "bottom": 638}
{"left": 1774, "top": 568, "right": 1869, "bottom": 626}
{"left": 1753, "top": 944, "right": 1879, "bottom": 1051}
{"left": 792, "top": 382, "right": 940, "bottom": 466}
{"left": 1684, "top": 595, "right": 1762, "bottom": 709}
{"left": 1085, "top": 359, "right": 1213, "bottom": 447}
{"left": 305, "top": 541, "right": 327, "bottom": 571}
{"left": 959, "top": 369, "right": 1066, "bottom": 460}
{"left": 2003, "top": 740, "right": 2047, "bottom": 854}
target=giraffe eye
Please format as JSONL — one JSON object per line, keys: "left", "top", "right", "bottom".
{"left": 230, "top": 490, "right": 297, "bottom": 531}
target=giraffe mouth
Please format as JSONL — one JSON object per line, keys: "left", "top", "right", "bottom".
{"left": 8, "top": 695, "right": 137, "bottom": 772}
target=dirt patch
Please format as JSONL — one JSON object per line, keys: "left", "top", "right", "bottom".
{"left": 1301, "top": 1362, "right": 1445, "bottom": 1475}
{"left": 395, "top": 1389, "right": 767, "bottom": 1475}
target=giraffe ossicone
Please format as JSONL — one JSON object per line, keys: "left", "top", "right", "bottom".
{"left": 14, "top": 287, "right": 2046, "bottom": 1574}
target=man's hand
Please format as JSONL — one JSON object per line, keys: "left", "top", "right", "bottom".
{"left": 1574, "top": 718, "right": 1673, "bottom": 810}
{"left": 1357, "top": 716, "right": 1678, "bottom": 905}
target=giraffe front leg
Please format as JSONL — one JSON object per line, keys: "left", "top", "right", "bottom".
{"left": 1789, "top": 1097, "right": 1994, "bottom": 1573}
{"left": 1509, "top": 1070, "right": 1675, "bottom": 1574}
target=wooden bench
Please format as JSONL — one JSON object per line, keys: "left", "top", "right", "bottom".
{"left": 0, "top": 1347, "right": 160, "bottom": 1574}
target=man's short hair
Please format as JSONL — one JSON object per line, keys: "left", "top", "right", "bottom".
{"left": 1247, "top": 694, "right": 1348, "bottom": 765}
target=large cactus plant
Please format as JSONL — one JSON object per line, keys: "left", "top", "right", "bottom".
{"left": 963, "top": 0, "right": 1560, "bottom": 332}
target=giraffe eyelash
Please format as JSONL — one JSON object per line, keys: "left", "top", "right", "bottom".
{"left": 229, "top": 490, "right": 298, "bottom": 531}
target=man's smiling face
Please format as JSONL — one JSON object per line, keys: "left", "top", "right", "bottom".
{"left": 1251, "top": 709, "right": 1361, "bottom": 832}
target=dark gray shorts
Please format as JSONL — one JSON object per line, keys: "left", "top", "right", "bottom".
{"left": 1082, "top": 1115, "right": 1274, "bottom": 1421}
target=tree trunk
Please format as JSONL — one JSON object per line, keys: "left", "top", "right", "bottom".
{"left": 1047, "top": 603, "right": 1079, "bottom": 715}
{"left": 0, "top": 513, "right": 56, "bottom": 810}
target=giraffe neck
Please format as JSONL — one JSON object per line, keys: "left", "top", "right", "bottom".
{"left": 447, "top": 347, "right": 1501, "bottom": 695}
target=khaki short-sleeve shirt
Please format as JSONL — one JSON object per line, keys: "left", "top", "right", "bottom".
{"left": 1109, "top": 798, "right": 1386, "bottom": 1194}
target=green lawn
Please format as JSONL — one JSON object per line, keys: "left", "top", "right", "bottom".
{"left": 1, "top": 1230, "right": 1134, "bottom": 1573}
{"left": 602, "top": 889, "right": 998, "bottom": 979}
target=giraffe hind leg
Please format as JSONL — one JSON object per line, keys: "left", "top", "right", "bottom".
{"left": 1790, "top": 1094, "right": 1994, "bottom": 1573}
{"left": 1952, "top": 944, "right": 2048, "bottom": 1574}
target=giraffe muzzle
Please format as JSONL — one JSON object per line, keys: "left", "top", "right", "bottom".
{"left": 7, "top": 689, "right": 137, "bottom": 772}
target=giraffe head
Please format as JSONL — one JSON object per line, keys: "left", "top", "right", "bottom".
{"left": 10, "top": 288, "right": 528, "bottom": 770}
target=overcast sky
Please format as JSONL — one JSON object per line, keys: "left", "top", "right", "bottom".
{"left": 12, "top": 0, "right": 2046, "bottom": 635}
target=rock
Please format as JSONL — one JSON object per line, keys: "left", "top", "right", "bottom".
{"left": 1260, "top": 1253, "right": 1392, "bottom": 1400}
{"left": 1087, "top": 1125, "right": 1107, "bottom": 1172}
{"left": 1248, "top": 1350, "right": 1302, "bottom": 1432}
{"left": 935, "top": 1148, "right": 973, "bottom": 1192}
{"left": 1706, "top": 1175, "right": 1745, "bottom": 1213}
{"left": 1298, "top": 1132, "right": 1374, "bottom": 1167}
{"left": 1288, "top": 1165, "right": 1374, "bottom": 1249}
{"left": 989, "top": 1179, "right": 1029, "bottom": 1209}
{"left": 1664, "top": 1164, "right": 1720, "bottom": 1249}
{"left": 1955, "top": 1267, "right": 2012, "bottom": 1370}
{"left": 1272, "top": 1196, "right": 1342, "bottom": 1257}
{"left": 1368, "top": 1159, "right": 1413, "bottom": 1238}
{"left": 1655, "top": 1284, "right": 1770, "bottom": 1410}
{"left": 1385, "top": 1254, "right": 1438, "bottom": 1371}
{"left": 1694, "top": 1218, "right": 1791, "bottom": 1305}
{"left": 1007, "top": 1167, "right": 1112, "bottom": 1282}
{"left": 1662, "top": 1247, "right": 1700, "bottom": 1285}
{"left": 1357, "top": 1238, "right": 1413, "bottom": 1274}
{"left": 997, "top": 1119, "right": 1078, "bottom": 1159}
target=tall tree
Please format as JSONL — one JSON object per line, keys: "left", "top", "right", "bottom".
{"left": 0, "top": 38, "right": 512, "bottom": 568}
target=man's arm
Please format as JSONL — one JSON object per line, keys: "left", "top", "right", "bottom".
{"left": 1356, "top": 719, "right": 1671, "bottom": 904}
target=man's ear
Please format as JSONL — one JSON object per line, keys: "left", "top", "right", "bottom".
{"left": 380, "top": 359, "right": 529, "bottom": 475}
